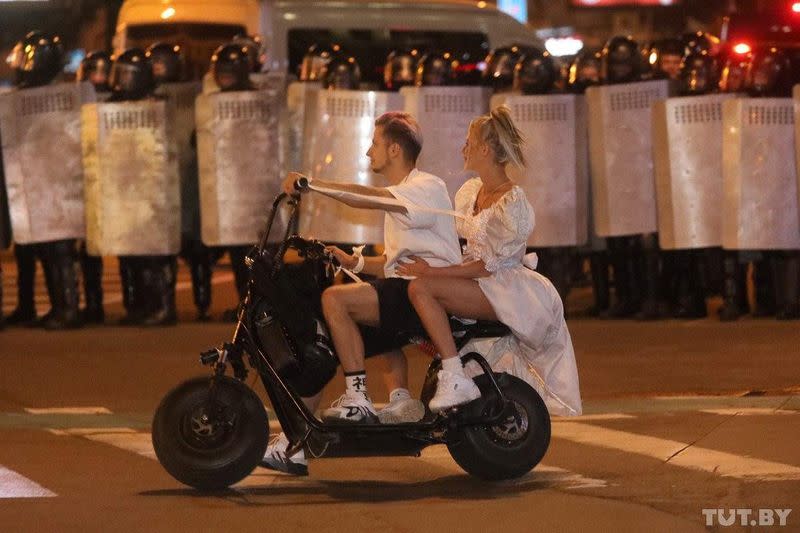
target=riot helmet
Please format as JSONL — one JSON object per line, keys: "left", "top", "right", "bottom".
{"left": 211, "top": 43, "right": 251, "bottom": 92}
{"left": 321, "top": 54, "right": 361, "bottom": 90}
{"left": 109, "top": 48, "right": 155, "bottom": 101}
{"left": 514, "top": 48, "right": 556, "bottom": 95}
{"left": 415, "top": 51, "right": 455, "bottom": 87}
{"left": 568, "top": 49, "right": 601, "bottom": 94}
{"left": 482, "top": 46, "right": 525, "bottom": 91}
{"left": 77, "top": 50, "right": 112, "bottom": 92}
{"left": 299, "top": 44, "right": 339, "bottom": 82}
{"left": 746, "top": 47, "right": 793, "bottom": 98}
{"left": 649, "top": 38, "right": 684, "bottom": 80}
{"left": 145, "top": 42, "right": 184, "bottom": 84}
{"left": 719, "top": 56, "right": 750, "bottom": 93}
{"left": 7, "top": 31, "right": 65, "bottom": 88}
{"left": 601, "top": 36, "right": 642, "bottom": 85}
{"left": 383, "top": 49, "right": 418, "bottom": 91}
{"left": 679, "top": 52, "right": 718, "bottom": 96}
{"left": 682, "top": 31, "right": 720, "bottom": 57}
{"left": 232, "top": 34, "right": 267, "bottom": 73}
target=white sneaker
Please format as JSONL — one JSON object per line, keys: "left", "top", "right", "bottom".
{"left": 321, "top": 392, "right": 379, "bottom": 424}
{"left": 377, "top": 390, "right": 425, "bottom": 424}
{"left": 428, "top": 370, "right": 481, "bottom": 412}
{"left": 260, "top": 433, "right": 308, "bottom": 476}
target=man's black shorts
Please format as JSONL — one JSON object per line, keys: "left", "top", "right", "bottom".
{"left": 361, "top": 277, "right": 424, "bottom": 358}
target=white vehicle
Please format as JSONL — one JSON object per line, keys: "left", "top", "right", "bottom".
{"left": 114, "top": 0, "right": 541, "bottom": 81}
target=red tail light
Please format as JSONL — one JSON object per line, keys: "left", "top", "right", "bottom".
{"left": 732, "top": 42, "right": 752, "bottom": 55}
{"left": 792, "top": 2, "right": 800, "bottom": 13}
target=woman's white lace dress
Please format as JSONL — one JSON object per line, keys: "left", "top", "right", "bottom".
{"left": 455, "top": 178, "right": 582, "bottom": 416}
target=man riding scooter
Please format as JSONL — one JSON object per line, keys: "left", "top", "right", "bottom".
{"left": 262, "top": 111, "right": 463, "bottom": 474}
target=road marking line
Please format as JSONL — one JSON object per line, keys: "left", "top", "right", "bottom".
{"left": 0, "top": 466, "right": 56, "bottom": 498}
{"left": 47, "top": 427, "right": 136, "bottom": 436}
{"left": 553, "top": 413, "right": 635, "bottom": 422}
{"left": 25, "top": 407, "right": 112, "bottom": 415}
{"left": 554, "top": 422, "right": 800, "bottom": 480}
{"left": 699, "top": 408, "right": 797, "bottom": 416}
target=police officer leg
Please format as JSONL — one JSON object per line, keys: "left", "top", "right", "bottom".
{"left": 607, "top": 236, "right": 634, "bottom": 318}
{"left": 141, "top": 255, "right": 178, "bottom": 327}
{"left": 719, "top": 251, "right": 743, "bottom": 321}
{"left": 752, "top": 254, "right": 775, "bottom": 317}
{"left": 775, "top": 251, "right": 800, "bottom": 320}
{"left": 80, "top": 243, "right": 104, "bottom": 324}
{"left": 119, "top": 256, "right": 145, "bottom": 326}
{"left": 42, "top": 239, "right": 82, "bottom": 330}
{"left": 223, "top": 246, "right": 251, "bottom": 322}
{"left": 588, "top": 251, "right": 611, "bottom": 317}
{"left": 7, "top": 243, "right": 37, "bottom": 324}
{"left": 637, "top": 233, "right": 662, "bottom": 320}
{"left": 182, "top": 240, "right": 213, "bottom": 321}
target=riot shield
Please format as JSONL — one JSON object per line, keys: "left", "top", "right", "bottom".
{"left": 82, "top": 99, "right": 180, "bottom": 256}
{"left": 653, "top": 94, "right": 734, "bottom": 250}
{"left": 196, "top": 88, "right": 282, "bottom": 246}
{"left": 493, "top": 93, "right": 589, "bottom": 247}
{"left": 0, "top": 82, "right": 95, "bottom": 244}
{"left": 722, "top": 98, "right": 800, "bottom": 250}
{"left": 300, "top": 89, "right": 403, "bottom": 244}
{"left": 794, "top": 84, "right": 800, "bottom": 232}
{"left": 587, "top": 80, "right": 670, "bottom": 237}
{"left": 158, "top": 82, "right": 202, "bottom": 240}
{"left": 287, "top": 81, "right": 321, "bottom": 173}
{"left": 402, "top": 86, "right": 490, "bottom": 199}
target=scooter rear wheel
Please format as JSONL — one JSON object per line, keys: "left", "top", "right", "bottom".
{"left": 446, "top": 373, "right": 550, "bottom": 481}
{"left": 152, "top": 376, "right": 269, "bottom": 490}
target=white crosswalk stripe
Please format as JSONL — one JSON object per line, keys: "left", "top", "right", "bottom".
{"left": 0, "top": 466, "right": 56, "bottom": 499}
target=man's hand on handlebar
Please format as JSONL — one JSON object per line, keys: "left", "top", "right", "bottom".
{"left": 282, "top": 172, "right": 311, "bottom": 195}
{"left": 324, "top": 246, "right": 358, "bottom": 270}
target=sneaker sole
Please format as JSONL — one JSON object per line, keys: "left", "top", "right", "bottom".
{"left": 377, "top": 403, "right": 426, "bottom": 424}
{"left": 429, "top": 393, "right": 481, "bottom": 413}
{"left": 260, "top": 460, "right": 309, "bottom": 476}
{"left": 321, "top": 413, "right": 380, "bottom": 425}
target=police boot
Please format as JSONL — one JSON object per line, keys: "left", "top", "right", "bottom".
{"left": 190, "top": 259, "right": 212, "bottom": 321}
{"left": 118, "top": 258, "right": 145, "bottom": 326}
{"left": 606, "top": 238, "right": 637, "bottom": 318}
{"left": 42, "top": 242, "right": 82, "bottom": 330}
{"left": 719, "top": 253, "right": 743, "bottom": 322}
{"left": 223, "top": 246, "right": 250, "bottom": 322}
{"left": 588, "top": 252, "right": 610, "bottom": 317}
{"left": 775, "top": 254, "right": 800, "bottom": 321}
{"left": 6, "top": 244, "right": 37, "bottom": 324}
{"left": 752, "top": 258, "right": 775, "bottom": 318}
{"left": 141, "top": 258, "right": 177, "bottom": 327}
{"left": 81, "top": 253, "right": 104, "bottom": 324}
{"left": 673, "top": 251, "right": 707, "bottom": 319}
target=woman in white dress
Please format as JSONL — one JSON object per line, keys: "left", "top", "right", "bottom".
{"left": 397, "top": 106, "right": 582, "bottom": 417}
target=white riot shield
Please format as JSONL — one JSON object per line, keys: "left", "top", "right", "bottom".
{"left": 287, "top": 81, "right": 321, "bottom": 173}
{"left": 300, "top": 89, "right": 403, "bottom": 244}
{"left": 493, "top": 93, "right": 589, "bottom": 247}
{"left": 587, "top": 80, "right": 670, "bottom": 237}
{"left": 652, "top": 94, "right": 734, "bottom": 250}
{"left": 82, "top": 99, "right": 180, "bottom": 256}
{"left": 401, "top": 86, "right": 490, "bottom": 199}
{"left": 722, "top": 98, "right": 800, "bottom": 250}
{"left": 196, "top": 89, "right": 282, "bottom": 246}
{"left": 0, "top": 83, "right": 95, "bottom": 244}
{"left": 158, "top": 82, "right": 202, "bottom": 239}
{"left": 794, "top": 84, "right": 800, "bottom": 231}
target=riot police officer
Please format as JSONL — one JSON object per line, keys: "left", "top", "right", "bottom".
{"left": 415, "top": 51, "right": 455, "bottom": 87}
{"left": 146, "top": 42, "right": 185, "bottom": 84}
{"left": 75, "top": 50, "right": 113, "bottom": 324}
{"left": 482, "top": 46, "right": 526, "bottom": 93}
{"left": 299, "top": 44, "right": 338, "bottom": 82}
{"left": 232, "top": 34, "right": 268, "bottom": 74}
{"left": 569, "top": 49, "right": 610, "bottom": 317}
{"left": 4, "top": 31, "right": 82, "bottom": 329}
{"left": 648, "top": 38, "right": 684, "bottom": 81}
{"left": 745, "top": 47, "right": 799, "bottom": 320}
{"left": 321, "top": 53, "right": 361, "bottom": 90}
{"left": 383, "top": 49, "right": 418, "bottom": 91}
{"left": 599, "top": 36, "right": 658, "bottom": 319}
{"left": 110, "top": 48, "right": 178, "bottom": 326}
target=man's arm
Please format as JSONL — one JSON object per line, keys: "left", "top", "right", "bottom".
{"left": 282, "top": 172, "right": 407, "bottom": 214}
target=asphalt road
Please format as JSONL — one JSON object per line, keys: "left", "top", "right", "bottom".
{"left": 0, "top": 261, "right": 799, "bottom": 532}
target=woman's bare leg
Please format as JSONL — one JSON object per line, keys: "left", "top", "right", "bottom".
{"left": 408, "top": 277, "right": 497, "bottom": 359}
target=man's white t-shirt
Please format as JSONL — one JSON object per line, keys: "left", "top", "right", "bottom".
{"left": 384, "top": 169, "right": 462, "bottom": 278}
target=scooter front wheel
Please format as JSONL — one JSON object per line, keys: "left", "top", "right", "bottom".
{"left": 152, "top": 376, "right": 269, "bottom": 490}
{"left": 446, "top": 373, "right": 550, "bottom": 481}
